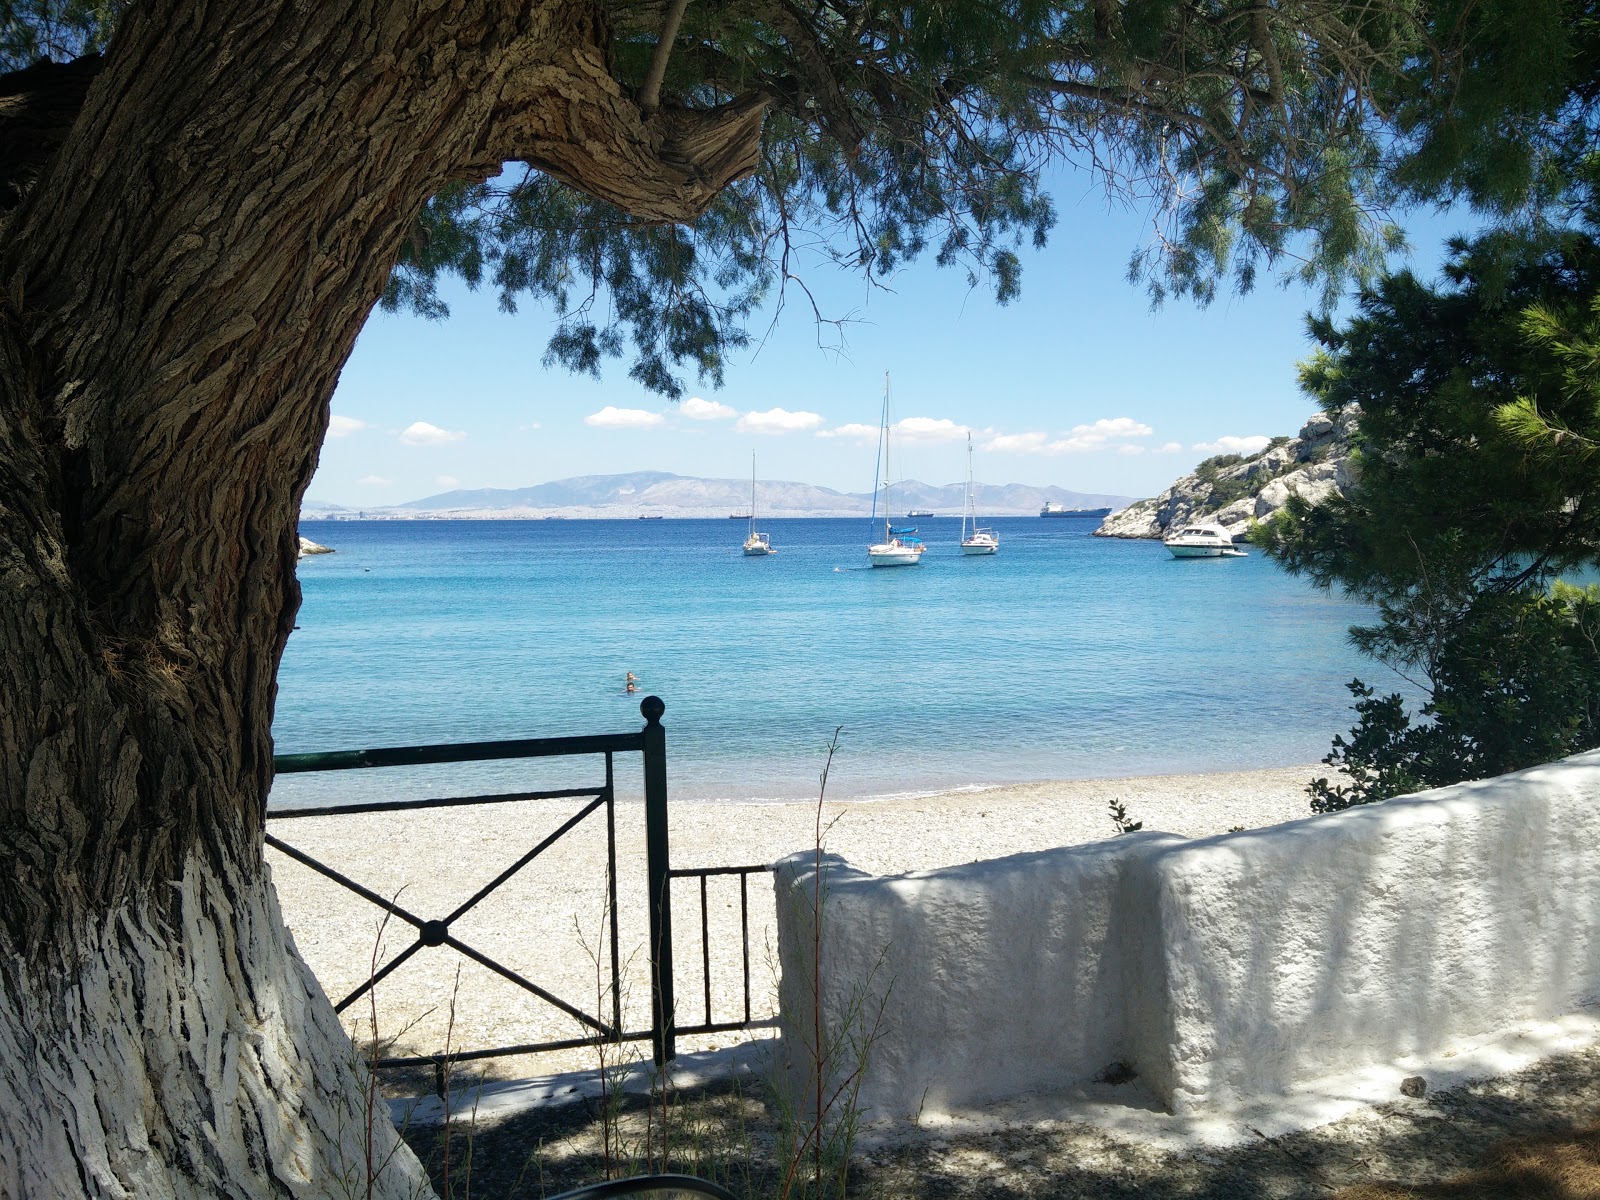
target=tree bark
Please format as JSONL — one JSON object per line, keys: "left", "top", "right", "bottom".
{"left": 0, "top": 1, "right": 762, "bottom": 1194}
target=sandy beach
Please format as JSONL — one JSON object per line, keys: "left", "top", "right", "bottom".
{"left": 267, "top": 764, "right": 1319, "bottom": 1080}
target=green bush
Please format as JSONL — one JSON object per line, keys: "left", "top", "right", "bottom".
{"left": 1310, "top": 582, "right": 1600, "bottom": 810}
{"left": 1195, "top": 453, "right": 1245, "bottom": 476}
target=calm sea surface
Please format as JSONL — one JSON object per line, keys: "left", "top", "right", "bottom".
{"left": 270, "top": 517, "right": 1386, "bottom": 808}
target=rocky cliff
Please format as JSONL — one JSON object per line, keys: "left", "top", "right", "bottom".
{"left": 1095, "top": 408, "right": 1358, "bottom": 541}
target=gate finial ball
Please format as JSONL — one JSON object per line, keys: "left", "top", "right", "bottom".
{"left": 640, "top": 695, "right": 665, "bottom": 725}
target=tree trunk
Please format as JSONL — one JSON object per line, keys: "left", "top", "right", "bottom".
{"left": 0, "top": 2, "right": 762, "bottom": 1194}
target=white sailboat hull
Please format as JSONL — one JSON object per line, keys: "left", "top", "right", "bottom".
{"left": 869, "top": 543, "right": 923, "bottom": 566}
{"left": 742, "top": 454, "right": 774, "bottom": 555}
{"left": 866, "top": 375, "right": 925, "bottom": 567}
{"left": 959, "top": 433, "right": 997, "bottom": 556}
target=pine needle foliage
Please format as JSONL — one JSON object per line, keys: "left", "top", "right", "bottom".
{"left": 15, "top": 0, "right": 1593, "bottom": 395}
{"left": 10, "top": 0, "right": 1600, "bottom": 395}
{"left": 1259, "top": 171, "right": 1600, "bottom": 807}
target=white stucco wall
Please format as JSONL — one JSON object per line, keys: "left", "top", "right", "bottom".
{"left": 774, "top": 835, "right": 1186, "bottom": 1117}
{"left": 774, "top": 751, "right": 1600, "bottom": 1120}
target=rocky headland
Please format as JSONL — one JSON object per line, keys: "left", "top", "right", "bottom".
{"left": 297, "top": 536, "right": 334, "bottom": 558}
{"left": 1095, "top": 407, "right": 1358, "bottom": 541}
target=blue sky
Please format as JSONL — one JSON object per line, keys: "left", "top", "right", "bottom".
{"left": 312, "top": 166, "right": 1466, "bottom": 506}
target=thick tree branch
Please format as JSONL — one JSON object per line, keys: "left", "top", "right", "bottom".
{"left": 757, "top": 0, "right": 864, "bottom": 150}
{"left": 491, "top": 38, "right": 768, "bottom": 224}
{"left": 637, "top": 0, "right": 690, "bottom": 115}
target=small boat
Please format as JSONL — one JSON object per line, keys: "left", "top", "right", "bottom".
{"left": 906, "top": 509, "right": 935, "bottom": 518}
{"left": 868, "top": 375, "right": 925, "bottom": 567}
{"left": 638, "top": 515, "right": 665, "bottom": 520}
{"left": 959, "top": 432, "right": 998, "bottom": 555}
{"left": 742, "top": 452, "right": 775, "bottom": 555}
{"left": 1164, "top": 522, "right": 1246, "bottom": 558}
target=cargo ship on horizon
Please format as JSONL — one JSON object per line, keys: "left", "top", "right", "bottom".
{"left": 1040, "top": 502, "right": 1112, "bottom": 518}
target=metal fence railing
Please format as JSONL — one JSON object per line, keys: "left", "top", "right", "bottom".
{"left": 267, "top": 696, "right": 772, "bottom": 1072}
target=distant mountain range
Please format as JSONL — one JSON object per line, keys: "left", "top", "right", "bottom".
{"left": 303, "top": 471, "right": 1134, "bottom": 519}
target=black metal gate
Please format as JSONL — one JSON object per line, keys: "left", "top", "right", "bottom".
{"left": 266, "top": 696, "right": 772, "bottom": 1071}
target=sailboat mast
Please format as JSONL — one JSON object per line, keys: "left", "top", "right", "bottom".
{"left": 749, "top": 451, "right": 756, "bottom": 539}
{"left": 963, "top": 432, "right": 973, "bottom": 541}
{"left": 882, "top": 374, "right": 892, "bottom": 541}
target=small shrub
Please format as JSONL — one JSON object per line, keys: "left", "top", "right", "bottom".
{"left": 1108, "top": 799, "right": 1143, "bottom": 834}
{"left": 1310, "top": 583, "right": 1600, "bottom": 813}
{"left": 1309, "top": 681, "right": 1428, "bottom": 812}
{"left": 1195, "top": 453, "right": 1246, "bottom": 474}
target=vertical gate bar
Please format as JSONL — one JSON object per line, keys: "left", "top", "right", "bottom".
{"left": 740, "top": 871, "right": 751, "bottom": 1025}
{"left": 605, "top": 751, "right": 621, "bottom": 1035}
{"left": 641, "top": 696, "right": 675, "bottom": 1065}
{"left": 700, "top": 874, "right": 711, "bottom": 1026}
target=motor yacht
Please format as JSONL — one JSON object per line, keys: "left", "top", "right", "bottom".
{"left": 1163, "top": 522, "right": 1246, "bottom": 558}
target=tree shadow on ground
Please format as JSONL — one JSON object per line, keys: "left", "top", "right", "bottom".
{"left": 398, "top": 1042, "right": 1600, "bottom": 1199}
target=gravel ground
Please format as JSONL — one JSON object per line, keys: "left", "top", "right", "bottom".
{"left": 267, "top": 764, "right": 1315, "bottom": 1078}
{"left": 400, "top": 1040, "right": 1600, "bottom": 1199}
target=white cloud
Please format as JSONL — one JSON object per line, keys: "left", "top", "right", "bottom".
{"left": 1154, "top": 441, "right": 1185, "bottom": 454}
{"left": 737, "top": 407, "right": 823, "bottom": 435}
{"left": 518, "top": 421, "right": 542, "bottom": 431}
{"left": 358, "top": 475, "right": 392, "bottom": 486}
{"left": 1193, "top": 435, "right": 1271, "bottom": 456}
{"left": 1079, "top": 417, "right": 1153, "bottom": 440}
{"left": 822, "top": 417, "right": 973, "bottom": 443}
{"left": 585, "top": 406, "right": 665, "bottom": 429}
{"left": 1049, "top": 417, "right": 1156, "bottom": 454}
{"left": 894, "top": 416, "right": 967, "bottom": 443}
{"left": 817, "top": 422, "right": 881, "bottom": 442}
{"left": 436, "top": 475, "right": 460, "bottom": 488}
{"left": 400, "top": 420, "right": 467, "bottom": 446}
{"left": 681, "top": 396, "right": 738, "bottom": 421}
{"left": 1046, "top": 436, "right": 1100, "bottom": 454}
{"left": 983, "top": 416, "right": 1155, "bottom": 456}
{"left": 984, "top": 431, "right": 1052, "bottom": 455}
{"left": 328, "top": 414, "right": 368, "bottom": 437}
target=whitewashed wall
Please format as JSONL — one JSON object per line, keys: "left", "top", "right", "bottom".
{"left": 774, "top": 751, "right": 1600, "bottom": 1119}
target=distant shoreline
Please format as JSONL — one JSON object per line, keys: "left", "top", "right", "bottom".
{"left": 299, "top": 511, "right": 1121, "bottom": 522}
{"left": 300, "top": 470, "right": 1136, "bottom": 521}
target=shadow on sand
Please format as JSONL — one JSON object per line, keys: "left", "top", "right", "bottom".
{"left": 397, "top": 1040, "right": 1600, "bottom": 1199}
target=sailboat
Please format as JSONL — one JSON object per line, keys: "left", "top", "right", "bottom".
{"left": 867, "top": 375, "right": 925, "bottom": 567}
{"left": 742, "top": 452, "right": 774, "bottom": 555}
{"left": 959, "top": 431, "right": 999, "bottom": 555}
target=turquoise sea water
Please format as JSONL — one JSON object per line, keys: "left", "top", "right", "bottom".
{"left": 270, "top": 517, "right": 1389, "bottom": 808}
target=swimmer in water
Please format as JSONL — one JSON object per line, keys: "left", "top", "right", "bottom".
{"left": 625, "top": 671, "right": 637, "bottom": 694}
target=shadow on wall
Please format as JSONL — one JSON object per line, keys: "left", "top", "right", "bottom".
{"left": 774, "top": 751, "right": 1600, "bottom": 1121}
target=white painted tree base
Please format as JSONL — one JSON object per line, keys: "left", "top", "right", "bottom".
{"left": 0, "top": 852, "right": 433, "bottom": 1198}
